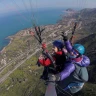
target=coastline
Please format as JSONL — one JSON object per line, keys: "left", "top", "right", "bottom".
{"left": 0, "top": 36, "right": 13, "bottom": 54}
{"left": 0, "top": 8, "right": 65, "bottom": 54}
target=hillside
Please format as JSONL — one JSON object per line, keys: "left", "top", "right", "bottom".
{"left": 0, "top": 8, "right": 96, "bottom": 96}
{"left": 73, "top": 33, "right": 96, "bottom": 96}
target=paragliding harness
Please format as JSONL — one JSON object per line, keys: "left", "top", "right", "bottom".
{"left": 29, "top": 25, "right": 56, "bottom": 69}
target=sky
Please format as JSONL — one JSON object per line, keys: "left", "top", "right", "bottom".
{"left": 0, "top": 0, "right": 96, "bottom": 16}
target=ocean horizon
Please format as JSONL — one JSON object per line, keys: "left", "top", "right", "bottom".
{"left": 0, "top": 7, "right": 80, "bottom": 51}
{"left": 0, "top": 8, "right": 67, "bottom": 51}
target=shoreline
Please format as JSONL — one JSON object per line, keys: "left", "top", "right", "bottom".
{"left": 0, "top": 24, "right": 55, "bottom": 54}
{"left": 0, "top": 8, "right": 66, "bottom": 54}
{"left": 0, "top": 37, "right": 13, "bottom": 54}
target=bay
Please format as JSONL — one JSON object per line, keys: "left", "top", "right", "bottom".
{"left": 0, "top": 8, "right": 65, "bottom": 50}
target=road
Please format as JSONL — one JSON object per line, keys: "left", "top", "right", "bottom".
{"left": 0, "top": 49, "right": 40, "bottom": 84}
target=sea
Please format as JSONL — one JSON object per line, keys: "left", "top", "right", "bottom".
{"left": 0, "top": 8, "right": 74, "bottom": 51}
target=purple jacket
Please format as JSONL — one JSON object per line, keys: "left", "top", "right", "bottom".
{"left": 59, "top": 40, "right": 90, "bottom": 81}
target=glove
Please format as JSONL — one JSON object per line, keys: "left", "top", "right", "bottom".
{"left": 36, "top": 60, "right": 41, "bottom": 67}
{"left": 62, "top": 31, "right": 68, "bottom": 41}
{"left": 48, "top": 74, "right": 60, "bottom": 81}
{"left": 42, "top": 43, "right": 47, "bottom": 49}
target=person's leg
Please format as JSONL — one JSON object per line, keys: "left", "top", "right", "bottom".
{"left": 40, "top": 67, "right": 49, "bottom": 80}
{"left": 64, "top": 82, "right": 84, "bottom": 94}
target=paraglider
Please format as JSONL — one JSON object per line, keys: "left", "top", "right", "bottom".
{"left": 38, "top": 40, "right": 67, "bottom": 80}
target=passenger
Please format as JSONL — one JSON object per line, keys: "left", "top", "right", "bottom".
{"left": 37, "top": 40, "right": 67, "bottom": 80}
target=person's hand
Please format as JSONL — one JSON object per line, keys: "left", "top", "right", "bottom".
{"left": 42, "top": 43, "right": 47, "bottom": 49}
{"left": 39, "top": 54, "right": 44, "bottom": 60}
{"left": 48, "top": 74, "right": 60, "bottom": 81}
{"left": 62, "top": 31, "right": 69, "bottom": 41}
{"left": 49, "top": 74, "right": 56, "bottom": 81}
{"left": 62, "top": 48, "right": 68, "bottom": 54}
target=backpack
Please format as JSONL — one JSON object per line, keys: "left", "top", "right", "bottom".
{"left": 73, "top": 63, "right": 88, "bottom": 82}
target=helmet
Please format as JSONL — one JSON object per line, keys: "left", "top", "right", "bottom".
{"left": 73, "top": 44, "right": 85, "bottom": 55}
{"left": 53, "top": 40, "right": 64, "bottom": 49}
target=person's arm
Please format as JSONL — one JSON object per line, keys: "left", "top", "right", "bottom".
{"left": 59, "top": 62, "right": 75, "bottom": 81}
{"left": 49, "top": 62, "right": 75, "bottom": 81}
{"left": 64, "top": 40, "right": 73, "bottom": 53}
{"left": 62, "top": 32, "right": 73, "bottom": 53}
{"left": 38, "top": 58, "right": 51, "bottom": 66}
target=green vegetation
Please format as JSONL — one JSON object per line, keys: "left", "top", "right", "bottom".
{"left": 0, "top": 55, "right": 46, "bottom": 96}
